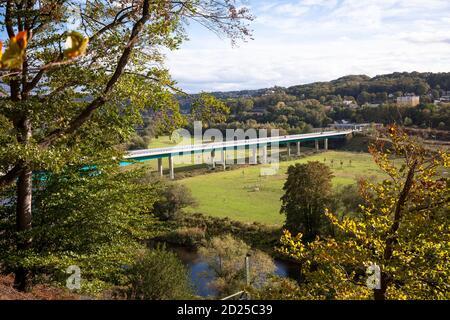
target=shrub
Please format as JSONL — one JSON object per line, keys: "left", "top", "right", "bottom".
{"left": 153, "top": 183, "right": 197, "bottom": 221}
{"left": 125, "top": 248, "right": 193, "bottom": 300}
{"left": 248, "top": 276, "right": 302, "bottom": 300}
{"left": 199, "top": 235, "right": 275, "bottom": 297}
{"left": 127, "top": 135, "right": 148, "bottom": 150}
{"left": 165, "top": 227, "right": 206, "bottom": 246}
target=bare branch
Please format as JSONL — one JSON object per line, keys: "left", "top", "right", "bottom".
{"left": 0, "top": 163, "right": 22, "bottom": 189}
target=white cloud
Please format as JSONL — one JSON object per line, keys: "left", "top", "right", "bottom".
{"left": 165, "top": 0, "right": 450, "bottom": 92}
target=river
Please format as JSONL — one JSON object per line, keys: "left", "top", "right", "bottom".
{"left": 168, "top": 245, "right": 300, "bottom": 297}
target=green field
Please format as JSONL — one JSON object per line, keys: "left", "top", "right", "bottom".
{"left": 179, "top": 151, "right": 386, "bottom": 226}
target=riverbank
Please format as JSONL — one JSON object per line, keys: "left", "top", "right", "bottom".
{"left": 148, "top": 212, "right": 302, "bottom": 297}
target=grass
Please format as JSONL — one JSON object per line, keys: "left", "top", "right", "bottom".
{"left": 148, "top": 135, "right": 189, "bottom": 149}
{"left": 179, "top": 151, "right": 386, "bottom": 226}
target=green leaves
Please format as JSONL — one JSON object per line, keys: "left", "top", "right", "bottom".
{"left": 191, "top": 93, "right": 230, "bottom": 128}
{"left": 0, "top": 166, "right": 162, "bottom": 295}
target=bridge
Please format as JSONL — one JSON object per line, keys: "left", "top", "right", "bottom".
{"left": 123, "top": 130, "right": 355, "bottom": 179}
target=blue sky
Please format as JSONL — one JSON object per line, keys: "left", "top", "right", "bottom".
{"left": 165, "top": 0, "right": 450, "bottom": 93}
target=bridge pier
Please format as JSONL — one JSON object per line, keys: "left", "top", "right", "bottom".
{"left": 157, "top": 158, "right": 163, "bottom": 177}
{"left": 169, "top": 155, "right": 174, "bottom": 180}
{"left": 315, "top": 139, "right": 319, "bottom": 151}
{"left": 324, "top": 138, "right": 328, "bottom": 151}
{"left": 251, "top": 146, "right": 257, "bottom": 164}
{"left": 211, "top": 150, "right": 216, "bottom": 169}
{"left": 222, "top": 149, "right": 226, "bottom": 170}
{"left": 261, "top": 145, "right": 267, "bottom": 164}
{"left": 297, "top": 141, "right": 301, "bottom": 155}
{"left": 287, "top": 143, "right": 291, "bottom": 157}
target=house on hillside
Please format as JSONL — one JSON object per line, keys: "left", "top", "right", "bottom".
{"left": 397, "top": 94, "right": 420, "bottom": 107}
{"left": 342, "top": 100, "right": 359, "bottom": 108}
{"left": 439, "top": 91, "right": 450, "bottom": 102}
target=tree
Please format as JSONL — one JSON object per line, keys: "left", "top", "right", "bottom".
{"left": 191, "top": 93, "right": 231, "bottom": 128}
{"left": 357, "top": 91, "right": 371, "bottom": 105}
{"left": 279, "top": 126, "right": 450, "bottom": 300}
{"left": 0, "top": 0, "right": 252, "bottom": 291}
{"left": 199, "top": 234, "right": 275, "bottom": 297}
{"left": 0, "top": 165, "right": 162, "bottom": 295}
{"left": 280, "top": 161, "right": 334, "bottom": 241}
{"left": 124, "top": 247, "right": 193, "bottom": 300}
{"left": 152, "top": 182, "right": 197, "bottom": 221}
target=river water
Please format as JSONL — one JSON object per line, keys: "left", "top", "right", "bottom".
{"left": 169, "top": 245, "right": 300, "bottom": 297}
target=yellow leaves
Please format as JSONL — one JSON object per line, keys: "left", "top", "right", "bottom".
{"left": 388, "top": 125, "right": 397, "bottom": 136}
{"left": 64, "top": 31, "right": 89, "bottom": 59}
{"left": 278, "top": 230, "right": 307, "bottom": 261}
{"left": 440, "top": 150, "right": 450, "bottom": 168}
{"left": 0, "top": 30, "right": 88, "bottom": 73}
{"left": 1, "top": 31, "right": 28, "bottom": 69}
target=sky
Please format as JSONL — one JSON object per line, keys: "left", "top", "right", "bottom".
{"left": 165, "top": 0, "right": 450, "bottom": 93}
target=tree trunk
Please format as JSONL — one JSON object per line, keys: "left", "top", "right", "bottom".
{"left": 14, "top": 115, "right": 33, "bottom": 292}
{"left": 373, "top": 273, "right": 387, "bottom": 300}
{"left": 374, "top": 161, "right": 418, "bottom": 300}
{"left": 14, "top": 167, "right": 33, "bottom": 291}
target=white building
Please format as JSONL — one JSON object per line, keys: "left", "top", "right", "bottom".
{"left": 397, "top": 95, "right": 420, "bottom": 107}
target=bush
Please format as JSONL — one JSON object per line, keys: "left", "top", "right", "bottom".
{"left": 125, "top": 248, "right": 193, "bottom": 300}
{"left": 127, "top": 135, "right": 149, "bottom": 150}
{"left": 248, "top": 276, "right": 303, "bottom": 300}
{"left": 153, "top": 183, "right": 197, "bottom": 221}
{"left": 165, "top": 227, "right": 206, "bottom": 246}
{"left": 199, "top": 235, "right": 275, "bottom": 297}
{"left": 173, "top": 212, "right": 281, "bottom": 250}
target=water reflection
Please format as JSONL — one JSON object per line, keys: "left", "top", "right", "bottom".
{"left": 169, "top": 245, "right": 300, "bottom": 297}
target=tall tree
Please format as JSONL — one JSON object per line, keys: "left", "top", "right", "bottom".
{"left": 0, "top": 0, "right": 252, "bottom": 291}
{"left": 280, "top": 161, "right": 334, "bottom": 241}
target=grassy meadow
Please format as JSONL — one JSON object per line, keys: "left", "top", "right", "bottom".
{"left": 179, "top": 151, "right": 386, "bottom": 226}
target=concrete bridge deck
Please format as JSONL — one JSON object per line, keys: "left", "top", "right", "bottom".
{"left": 123, "top": 130, "right": 355, "bottom": 179}
{"left": 125, "top": 130, "right": 354, "bottom": 160}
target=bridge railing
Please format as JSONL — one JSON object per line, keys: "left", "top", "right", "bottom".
{"left": 125, "top": 130, "right": 354, "bottom": 158}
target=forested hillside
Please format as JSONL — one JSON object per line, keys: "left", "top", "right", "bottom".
{"left": 176, "top": 72, "right": 450, "bottom": 134}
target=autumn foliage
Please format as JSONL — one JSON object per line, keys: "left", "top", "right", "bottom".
{"left": 0, "top": 30, "right": 88, "bottom": 70}
{"left": 278, "top": 125, "right": 449, "bottom": 300}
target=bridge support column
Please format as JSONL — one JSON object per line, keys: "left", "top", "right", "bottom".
{"left": 169, "top": 155, "right": 174, "bottom": 180}
{"left": 251, "top": 147, "right": 257, "bottom": 164}
{"left": 324, "top": 138, "right": 328, "bottom": 151}
{"left": 157, "top": 158, "right": 163, "bottom": 177}
{"left": 262, "top": 145, "right": 267, "bottom": 164}
{"left": 287, "top": 143, "right": 291, "bottom": 157}
{"left": 222, "top": 149, "right": 226, "bottom": 170}
{"left": 211, "top": 150, "right": 216, "bottom": 169}
{"left": 315, "top": 139, "right": 319, "bottom": 151}
{"left": 297, "top": 142, "right": 301, "bottom": 155}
